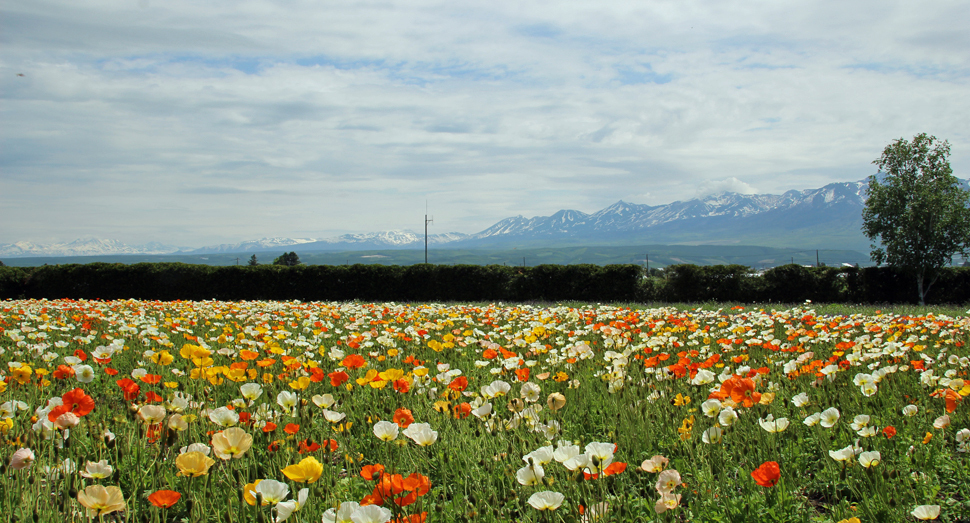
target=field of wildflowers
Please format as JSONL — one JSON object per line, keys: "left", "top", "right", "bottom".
{"left": 1, "top": 299, "right": 968, "bottom": 522}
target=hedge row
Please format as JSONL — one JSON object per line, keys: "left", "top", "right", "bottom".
{"left": 659, "top": 264, "right": 970, "bottom": 305}
{"left": 1, "top": 263, "right": 968, "bottom": 304}
{"left": 0, "top": 263, "right": 642, "bottom": 303}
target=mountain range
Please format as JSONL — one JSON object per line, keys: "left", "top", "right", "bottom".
{"left": 4, "top": 178, "right": 966, "bottom": 258}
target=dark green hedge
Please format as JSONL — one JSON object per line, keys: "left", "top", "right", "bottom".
{"left": 1, "top": 263, "right": 968, "bottom": 304}
{"left": 0, "top": 263, "right": 640, "bottom": 303}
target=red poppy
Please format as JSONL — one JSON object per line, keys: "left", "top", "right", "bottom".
{"left": 140, "top": 374, "right": 162, "bottom": 385}
{"left": 324, "top": 438, "right": 339, "bottom": 452}
{"left": 148, "top": 490, "right": 181, "bottom": 508}
{"left": 393, "top": 408, "right": 414, "bottom": 428}
{"left": 104, "top": 367, "right": 119, "bottom": 376}
{"left": 452, "top": 403, "right": 471, "bottom": 419}
{"left": 144, "top": 391, "right": 164, "bottom": 403}
{"left": 267, "top": 441, "right": 280, "bottom": 452}
{"left": 341, "top": 354, "right": 367, "bottom": 370}
{"left": 262, "top": 422, "right": 277, "bottom": 433}
{"left": 298, "top": 439, "right": 321, "bottom": 453}
{"left": 392, "top": 379, "right": 410, "bottom": 393}
{"left": 883, "top": 426, "right": 897, "bottom": 439}
{"left": 603, "top": 461, "right": 627, "bottom": 476}
{"left": 73, "top": 349, "right": 88, "bottom": 362}
{"left": 116, "top": 378, "right": 141, "bottom": 400}
{"left": 361, "top": 464, "right": 385, "bottom": 480}
{"left": 402, "top": 473, "right": 431, "bottom": 495}
{"left": 395, "top": 514, "right": 428, "bottom": 523}
{"left": 393, "top": 491, "right": 418, "bottom": 507}
{"left": 482, "top": 349, "right": 498, "bottom": 360}
{"left": 515, "top": 368, "right": 530, "bottom": 382}
{"left": 751, "top": 461, "right": 780, "bottom": 488}
{"left": 329, "top": 370, "right": 350, "bottom": 387}
{"left": 146, "top": 423, "right": 163, "bottom": 443}
{"left": 284, "top": 423, "right": 300, "bottom": 435}
{"left": 53, "top": 365, "right": 76, "bottom": 380}
{"left": 61, "top": 388, "right": 95, "bottom": 417}
{"left": 308, "top": 367, "right": 326, "bottom": 382}
{"left": 448, "top": 376, "right": 468, "bottom": 392}
{"left": 238, "top": 412, "right": 252, "bottom": 425}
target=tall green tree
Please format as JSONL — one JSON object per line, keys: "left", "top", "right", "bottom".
{"left": 273, "top": 252, "right": 302, "bottom": 266}
{"left": 248, "top": 254, "right": 259, "bottom": 266}
{"left": 863, "top": 133, "right": 970, "bottom": 305}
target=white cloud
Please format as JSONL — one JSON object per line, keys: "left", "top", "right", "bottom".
{"left": 694, "top": 177, "right": 758, "bottom": 198}
{"left": 1, "top": 0, "right": 968, "bottom": 246}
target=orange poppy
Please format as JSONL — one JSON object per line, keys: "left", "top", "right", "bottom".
{"left": 751, "top": 461, "right": 780, "bottom": 487}
{"left": 61, "top": 388, "right": 95, "bottom": 417}
{"left": 452, "top": 403, "right": 471, "bottom": 419}
{"left": 53, "top": 365, "right": 75, "bottom": 380}
{"left": 341, "top": 354, "right": 367, "bottom": 369}
{"left": 515, "top": 368, "right": 530, "bottom": 382}
{"left": 262, "top": 422, "right": 277, "bottom": 433}
{"left": 329, "top": 370, "right": 350, "bottom": 387}
{"left": 448, "top": 376, "right": 468, "bottom": 392}
{"left": 239, "top": 350, "right": 259, "bottom": 361}
{"left": 116, "top": 379, "right": 141, "bottom": 401}
{"left": 144, "top": 391, "right": 164, "bottom": 403}
{"left": 140, "top": 374, "right": 162, "bottom": 385}
{"left": 361, "top": 464, "right": 385, "bottom": 480}
{"left": 393, "top": 408, "right": 414, "bottom": 428}
{"left": 284, "top": 423, "right": 300, "bottom": 435}
{"left": 148, "top": 490, "right": 181, "bottom": 508}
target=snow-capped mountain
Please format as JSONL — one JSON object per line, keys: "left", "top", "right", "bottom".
{"left": 185, "top": 231, "right": 470, "bottom": 254}
{"left": 465, "top": 180, "right": 869, "bottom": 243}
{"left": 0, "top": 239, "right": 184, "bottom": 257}
{"left": 186, "top": 237, "right": 319, "bottom": 254}
{"left": 4, "top": 178, "right": 965, "bottom": 258}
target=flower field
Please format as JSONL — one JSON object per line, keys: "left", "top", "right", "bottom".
{"left": 1, "top": 299, "right": 969, "bottom": 522}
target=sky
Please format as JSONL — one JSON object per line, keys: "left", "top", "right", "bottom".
{"left": 2, "top": 0, "right": 968, "bottom": 248}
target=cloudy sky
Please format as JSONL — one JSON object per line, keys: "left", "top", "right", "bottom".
{"left": 2, "top": 0, "right": 968, "bottom": 248}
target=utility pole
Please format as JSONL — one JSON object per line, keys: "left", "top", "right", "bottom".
{"left": 424, "top": 203, "right": 433, "bottom": 264}
{"left": 816, "top": 250, "right": 820, "bottom": 268}
{"left": 235, "top": 257, "right": 239, "bottom": 266}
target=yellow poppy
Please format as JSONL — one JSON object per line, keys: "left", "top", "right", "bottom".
{"left": 281, "top": 456, "right": 323, "bottom": 483}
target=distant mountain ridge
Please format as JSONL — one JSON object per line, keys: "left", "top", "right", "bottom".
{"left": 0, "top": 239, "right": 183, "bottom": 258}
{"left": 3, "top": 178, "right": 967, "bottom": 257}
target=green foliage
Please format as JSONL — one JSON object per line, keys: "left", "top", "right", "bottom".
{"left": 3, "top": 263, "right": 970, "bottom": 304}
{"left": 863, "top": 133, "right": 970, "bottom": 304}
{"left": 248, "top": 254, "right": 259, "bottom": 266}
{"left": 761, "top": 264, "right": 844, "bottom": 303}
{"left": 273, "top": 251, "right": 301, "bottom": 266}
{"left": 665, "top": 264, "right": 759, "bottom": 302}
